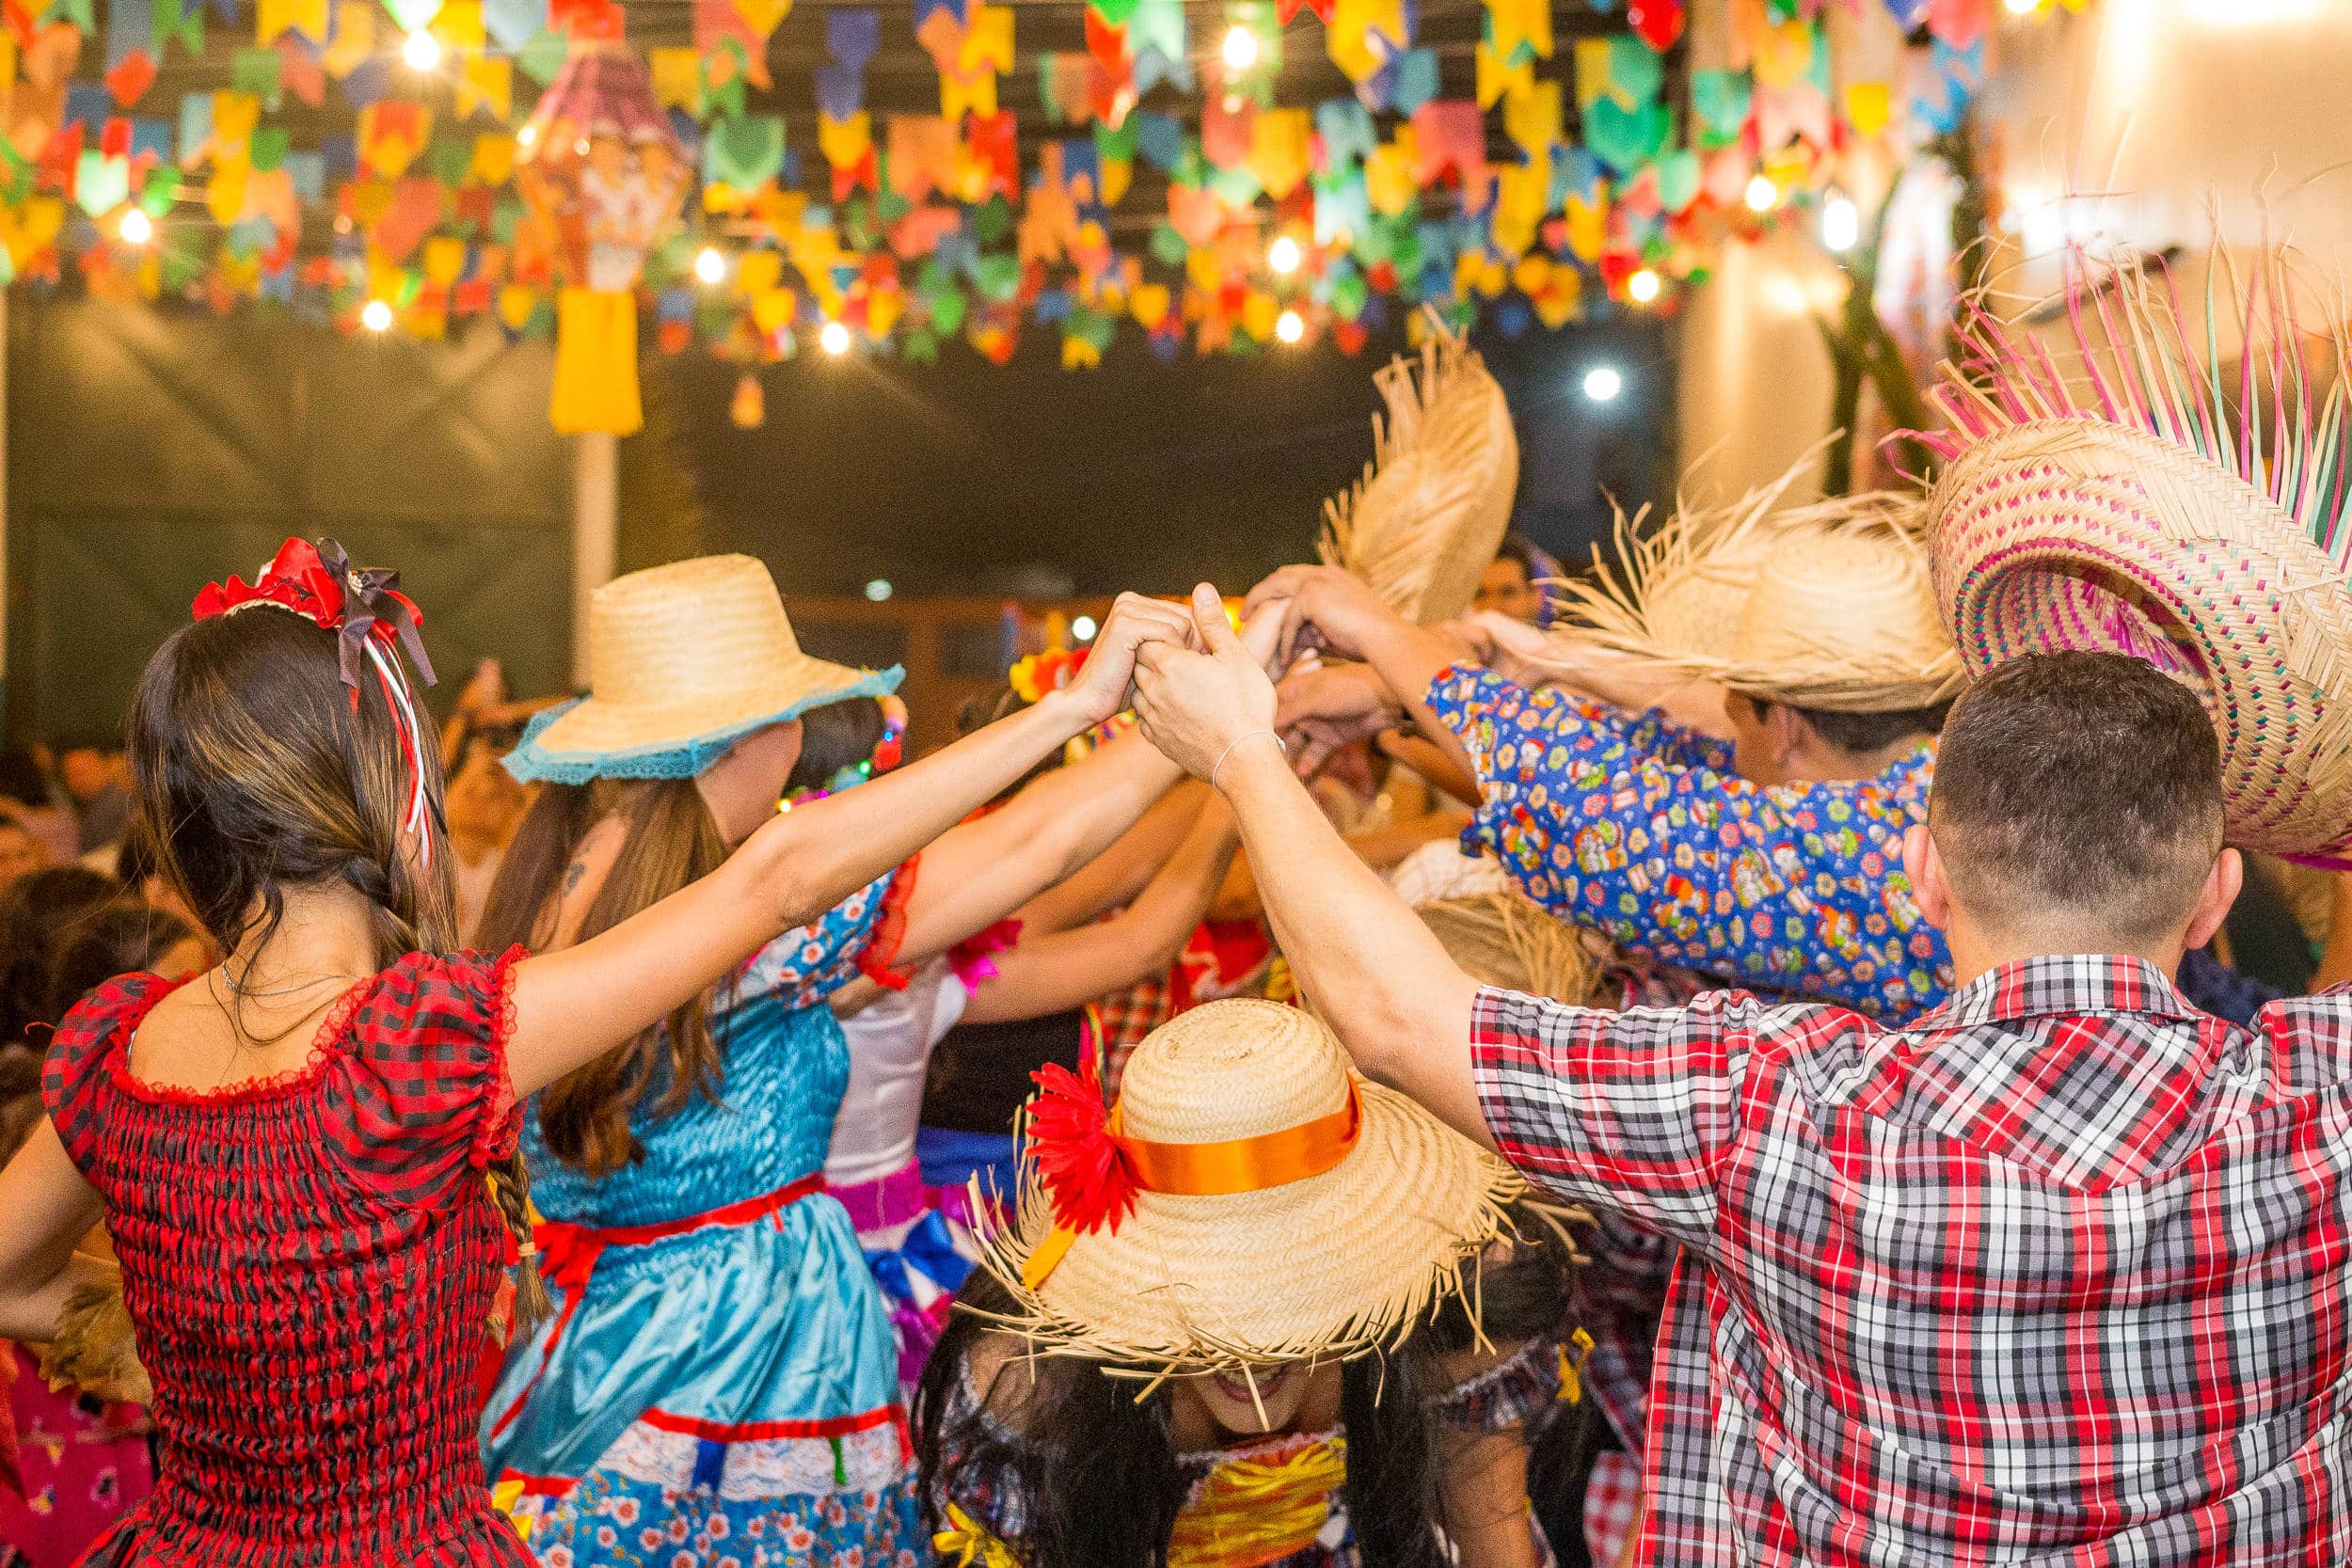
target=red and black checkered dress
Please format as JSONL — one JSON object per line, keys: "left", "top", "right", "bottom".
{"left": 40, "top": 949, "right": 536, "bottom": 1568}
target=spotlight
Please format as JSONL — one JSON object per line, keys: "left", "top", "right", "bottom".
{"left": 1275, "top": 309, "right": 1305, "bottom": 344}
{"left": 361, "top": 299, "right": 394, "bottom": 333}
{"left": 819, "top": 320, "right": 851, "bottom": 356}
{"left": 1627, "top": 267, "right": 1661, "bottom": 304}
{"left": 401, "top": 28, "right": 441, "bottom": 70}
{"left": 118, "top": 208, "right": 153, "bottom": 245}
{"left": 1744, "top": 174, "right": 1777, "bottom": 214}
{"left": 1821, "top": 193, "right": 1859, "bottom": 253}
{"left": 865, "top": 578, "right": 893, "bottom": 602}
{"left": 692, "top": 245, "right": 727, "bottom": 285}
{"left": 1582, "top": 365, "right": 1623, "bottom": 403}
{"left": 1221, "top": 24, "right": 1258, "bottom": 71}
{"left": 1072, "top": 615, "right": 1098, "bottom": 641}
{"left": 1267, "top": 235, "right": 1301, "bottom": 276}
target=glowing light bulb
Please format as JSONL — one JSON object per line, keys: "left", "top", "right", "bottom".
{"left": 2003, "top": 0, "right": 2038, "bottom": 13}
{"left": 865, "top": 578, "right": 893, "bottom": 602}
{"left": 361, "top": 299, "right": 394, "bottom": 333}
{"left": 118, "top": 208, "right": 153, "bottom": 245}
{"left": 1276, "top": 309, "right": 1305, "bottom": 344}
{"left": 1267, "top": 235, "right": 1301, "bottom": 275}
{"left": 1582, "top": 365, "right": 1623, "bottom": 403}
{"left": 1221, "top": 24, "right": 1258, "bottom": 71}
{"left": 693, "top": 245, "right": 726, "bottom": 285}
{"left": 820, "top": 320, "right": 851, "bottom": 356}
{"left": 401, "top": 28, "right": 441, "bottom": 70}
{"left": 1744, "top": 174, "right": 1778, "bottom": 214}
{"left": 516, "top": 122, "right": 538, "bottom": 148}
{"left": 1072, "top": 615, "right": 1098, "bottom": 641}
{"left": 1627, "top": 267, "right": 1661, "bottom": 304}
{"left": 1821, "top": 193, "right": 1860, "bottom": 253}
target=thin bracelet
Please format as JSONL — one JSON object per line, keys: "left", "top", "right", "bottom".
{"left": 1211, "top": 728, "right": 1287, "bottom": 792}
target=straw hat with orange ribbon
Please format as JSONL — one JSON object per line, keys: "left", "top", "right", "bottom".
{"left": 1540, "top": 455, "right": 1968, "bottom": 714}
{"left": 1920, "top": 240, "right": 2352, "bottom": 862}
{"left": 505, "top": 553, "right": 900, "bottom": 784}
{"left": 1317, "top": 310, "right": 1520, "bottom": 626}
{"left": 973, "top": 999, "right": 1518, "bottom": 1374}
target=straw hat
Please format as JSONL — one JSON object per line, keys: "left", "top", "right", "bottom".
{"left": 976, "top": 999, "right": 1518, "bottom": 1372}
{"left": 1545, "top": 462, "right": 1967, "bottom": 713}
{"left": 505, "top": 554, "right": 900, "bottom": 784}
{"left": 1922, "top": 243, "right": 2352, "bottom": 862}
{"left": 1318, "top": 310, "right": 1520, "bottom": 626}
{"left": 1414, "top": 889, "right": 1606, "bottom": 1008}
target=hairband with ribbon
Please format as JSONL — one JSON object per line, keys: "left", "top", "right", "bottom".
{"left": 193, "top": 537, "right": 441, "bottom": 862}
{"left": 1020, "top": 1053, "right": 1363, "bottom": 1290}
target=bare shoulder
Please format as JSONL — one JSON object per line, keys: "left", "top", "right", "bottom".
{"left": 546, "top": 816, "right": 628, "bottom": 951}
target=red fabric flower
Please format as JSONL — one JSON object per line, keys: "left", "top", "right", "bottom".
{"left": 1027, "top": 1056, "right": 1136, "bottom": 1236}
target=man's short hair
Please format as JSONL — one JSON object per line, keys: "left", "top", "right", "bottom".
{"left": 1787, "top": 700, "right": 1953, "bottom": 756}
{"left": 1929, "top": 651, "right": 2223, "bottom": 947}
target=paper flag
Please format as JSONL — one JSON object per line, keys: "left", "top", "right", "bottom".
{"left": 705, "top": 113, "right": 785, "bottom": 190}
{"left": 1485, "top": 0, "right": 1549, "bottom": 64}
{"left": 1502, "top": 77, "right": 1559, "bottom": 156}
{"left": 457, "top": 54, "right": 509, "bottom": 119}
{"left": 73, "top": 147, "right": 128, "bottom": 214}
{"left": 481, "top": 0, "right": 541, "bottom": 46}
{"left": 435, "top": 0, "right": 483, "bottom": 53}
{"left": 1607, "top": 34, "right": 1664, "bottom": 104}
{"left": 1564, "top": 189, "right": 1603, "bottom": 261}
{"left": 1654, "top": 147, "right": 1698, "bottom": 213}
{"left": 827, "top": 6, "right": 879, "bottom": 71}
{"left": 735, "top": 0, "right": 789, "bottom": 38}
{"left": 1474, "top": 42, "right": 1531, "bottom": 111}
{"left": 1247, "top": 107, "right": 1308, "bottom": 198}
{"left": 108, "top": 0, "right": 155, "bottom": 70}
{"left": 105, "top": 51, "right": 157, "bottom": 107}
{"left": 1584, "top": 93, "right": 1668, "bottom": 176}
{"left": 1571, "top": 36, "right": 1611, "bottom": 110}
{"left": 1364, "top": 135, "right": 1414, "bottom": 215}
{"left": 1391, "top": 47, "right": 1438, "bottom": 115}
{"left": 1689, "top": 69, "right": 1750, "bottom": 147}
{"left": 1753, "top": 17, "right": 1812, "bottom": 91}
{"left": 231, "top": 47, "right": 280, "bottom": 109}
{"left": 1844, "top": 80, "right": 1890, "bottom": 138}
{"left": 276, "top": 37, "right": 324, "bottom": 105}
{"left": 320, "top": 0, "right": 369, "bottom": 76}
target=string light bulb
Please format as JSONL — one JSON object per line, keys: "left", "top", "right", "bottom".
{"left": 1627, "top": 267, "right": 1661, "bottom": 304}
{"left": 401, "top": 28, "right": 441, "bottom": 70}
{"left": 1275, "top": 308, "right": 1305, "bottom": 344}
{"left": 516, "top": 123, "right": 538, "bottom": 148}
{"left": 118, "top": 207, "right": 153, "bottom": 245}
{"left": 2003, "top": 0, "right": 2039, "bottom": 12}
{"left": 1821, "top": 193, "right": 1860, "bottom": 253}
{"left": 1267, "top": 235, "right": 1301, "bottom": 276}
{"left": 1744, "top": 174, "right": 1778, "bottom": 214}
{"left": 1582, "top": 365, "right": 1623, "bottom": 402}
{"left": 361, "top": 299, "right": 394, "bottom": 332}
{"left": 1221, "top": 24, "right": 1258, "bottom": 71}
{"left": 819, "top": 320, "right": 851, "bottom": 356}
{"left": 692, "top": 245, "right": 726, "bottom": 285}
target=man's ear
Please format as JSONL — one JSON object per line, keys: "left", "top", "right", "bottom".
{"left": 1763, "top": 701, "right": 1809, "bottom": 769}
{"left": 2181, "top": 847, "right": 2244, "bottom": 953}
{"left": 1903, "top": 821, "right": 1952, "bottom": 932}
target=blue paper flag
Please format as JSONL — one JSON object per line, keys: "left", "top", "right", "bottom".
{"left": 64, "top": 83, "right": 110, "bottom": 132}
{"left": 1134, "top": 112, "right": 1184, "bottom": 171}
{"left": 483, "top": 0, "right": 547, "bottom": 52}
{"left": 106, "top": 0, "right": 155, "bottom": 70}
{"left": 320, "top": 134, "right": 357, "bottom": 182}
{"left": 658, "top": 286, "right": 694, "bottom": 323}
{"left": 285, "top": 149, "right": 325, "bottom": 199}
{"left": 340, "top": 56, "right": 388, "bottom": 108}
{"left": 1391, "top": 48, "right": 1438, "bottom": 115}
{"left": 207, "top": 0, "right": 241, "bottom": 25}
{"left": 260, "top": 262, "right": 295, "bottom": 302}
{"left": 128, "top": 118, "right": 172, "bottom": 162}
{"left": 827, "top": 8, "right": 880, "bottom": 71}
{"left": 814, "top": 62, "right": 863, "bottom": 120}
{"left": 1315, "top": 99, "right": 1375, "bottom": 171}
{"left": 913, "top": 0, "right": 965, "bottom": 32}
{"left": 1032, "top": 287, "right": 1072, "bottom": 324}
{"left": 175, "top": 92, "right": 214, "bottom": 157}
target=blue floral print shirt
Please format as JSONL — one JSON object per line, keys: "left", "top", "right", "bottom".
{"left": 1427, "top": 663, "right": 1955, "bottom": 1020}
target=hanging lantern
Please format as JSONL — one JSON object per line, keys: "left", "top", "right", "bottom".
{"left": 516, "top": 41, "right": 693, "bottom": 436}
{"left": 730, "top": 372, "right": 766, "bottom": 429}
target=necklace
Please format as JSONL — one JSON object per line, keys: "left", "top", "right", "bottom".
{"left": 215, "top": 964, "right": 364, "bottom": 1001}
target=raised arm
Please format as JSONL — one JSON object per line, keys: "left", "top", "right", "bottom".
{"left": 1008, "top": 780, "right": 1210, "bottom": 938}
{"left": 502, "top": 594, "right": 1196, "bottom": 1099}
{"left": 960, "top": 792, "right": 1242, "bottom": 1024}
{"left": 887, "top": 728, "right": 1187, "bottom": 969}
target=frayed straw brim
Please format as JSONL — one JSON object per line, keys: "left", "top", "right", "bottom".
{"left": 1919, "top": 238, "right": 2352, "bottom": 862}
{"left": 1319, "top": 309, "right": 1519, "bottom": 626}
{"left": 1414, "top": 890, "right": 1606, "bottom": 1008}
{"left": 507, "top": 554, "right": 899, "bottom": 783}
{"left": 973, "top": 1001, "right": 1520, "bottom": 1375}
{"left": 1543, "top": 467, "right": 1966, "bottom": 713}
{"left": 1930, "top": 419, "right": 2352, "bottom": 859}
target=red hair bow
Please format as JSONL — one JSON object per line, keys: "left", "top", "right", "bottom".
{"left": 192, "top": 538, "right": 437, "bottom": 698}
{"left": 1027, "top": 1054, "right": 1136, "bottom": 1237}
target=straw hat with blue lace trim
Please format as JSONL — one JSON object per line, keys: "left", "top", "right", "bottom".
{"left": 505, "top": 554, "right": 901, "bottom": 784}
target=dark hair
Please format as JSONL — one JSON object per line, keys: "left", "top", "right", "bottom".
{"left": 1492, "top": 532, "right": 1536, "bottom": 575}
{"left": 1930, "top": 651, "right": 2223, "bottom": 945}
{"left": 125, "top": 598, "right": 547, "bottom": 1326}
{"left": 40, "top": 901, "right": 199, "bottom": 1029}
{"left": 1787, "top": 698, "right": 1954, "bottom": 756}
{"left": 0, "top": 750, "right": 49, "bottom": 807}
{"left": 0, "top": 867, "right": 123, "bottom": 1044}
{"left": 478, "top": 777, "right": 729, "bottom": 1177}
{"left": 956, "top": 684, "right": 1065, "bottom": 802}
{"left": 914, "top": 1219, "right": 1574, "bottom": 1568}
{"left": 787, "top": 696, "right": 886, "bottom": 796}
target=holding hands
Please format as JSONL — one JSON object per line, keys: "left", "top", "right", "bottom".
{"left": 1130, "top": 585, "right": 1289, "bottom": 786}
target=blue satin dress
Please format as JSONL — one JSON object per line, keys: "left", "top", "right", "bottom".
{"left": 481, "top": 869, "right": 924, "bottom": 1567}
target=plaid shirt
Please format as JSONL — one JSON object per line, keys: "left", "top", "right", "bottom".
{"left": 1473, "top": 957, "right": 2352, "bottom": 1566}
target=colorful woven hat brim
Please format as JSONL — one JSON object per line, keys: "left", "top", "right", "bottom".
{"left": 1318, "top": 309, "right": 1520, "bottom": 626}
{"left": 1920, "top": 241, "right": 2352, "bottom": 862}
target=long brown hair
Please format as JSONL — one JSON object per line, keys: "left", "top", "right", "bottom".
{"left": 478, "top": 776, "right": 729, "bottom": 1177}
{"left": 125, "top": 601, "right": 548, "bottom": 1327}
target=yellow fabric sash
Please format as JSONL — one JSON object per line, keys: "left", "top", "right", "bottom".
{"left": 1167, "top": 1437, "right": 1349, "bottom": 1568}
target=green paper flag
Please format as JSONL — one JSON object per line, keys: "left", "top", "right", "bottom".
{"left": 972, "top": 197, "right": 1011, "bottom": 245}
{"left": 1690, "top": 70, "right": 1750, "bottom": 149}
{"left": 974, "top": 252, "right": 1020, "bottom": 302}
{"left": 930, "top": 287, "right": 967, "bottom": 335}
{"left": 516, "top": 27, "right": 567, "bottom": 87}
{"left": 428, "top": 133, "right": 471, "bottom": 187}
{"left": 704, "top": 115, "right": 786, "bottom": 191}
{"left": 384, "top": 0, "right": 444, "bottom": 34}
{"left": 1088, "top": 0, "right": 1141, "bottom": 27}
{"left": 1148, "top": 221, "right": 1186, "bottom": 267}
{"left": 1655, "top": 147, "right": 1700, "bottom": 213}
{"left": 139, "top": 165, "right": 182, "bottom": 215}
{"left": 1607, "top": 34, "right": 1663, "bottom": 103}
{"left": 903, "top": 326, "right": 939, "bottom": 364}
{"left": 1585, "top": 94, "right": 1669, "bottom": 176}
{"left": 74, "top": 150, "right": 130, "bottom": 218}
{"left": 251, "top": 125, "right": 291, "bottom": 171}
{"left": 232, "top": 47, "right": 283, "bottom": 109}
